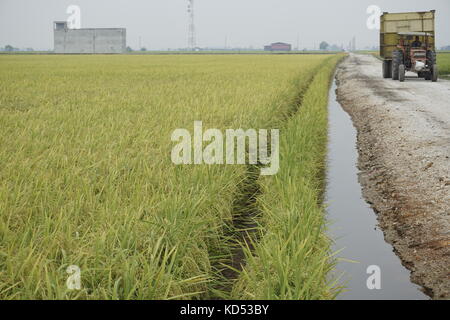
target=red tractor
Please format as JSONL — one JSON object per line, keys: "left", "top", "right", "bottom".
{"left": 391, "top": 32, "right": 438, "bottom": 82}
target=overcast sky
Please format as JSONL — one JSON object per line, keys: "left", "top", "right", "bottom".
{"left": 1, "top": 0, "right": 449, "bottom": 50}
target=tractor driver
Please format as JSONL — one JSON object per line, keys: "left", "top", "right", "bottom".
{"left": 412, "top": 36, "right": 422, "bottom": 48}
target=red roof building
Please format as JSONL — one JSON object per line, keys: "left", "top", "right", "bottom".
{"left": 264, "top": 42, "right": 292, "bottom": 51}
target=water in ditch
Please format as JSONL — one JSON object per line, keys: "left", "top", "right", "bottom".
{"left": 326, "top": 78, "right": 428, "bottom": 300}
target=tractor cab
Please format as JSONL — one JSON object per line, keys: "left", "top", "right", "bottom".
{"left": 392, "top": 32, "right": 437, "bottom": 82}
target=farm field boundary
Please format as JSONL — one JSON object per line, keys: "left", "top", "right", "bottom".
{"left": 209, "top": 68, "right": 320, "bottom": 298}
{"left": 230, "top": 56, "right": 343, "bottom": 299}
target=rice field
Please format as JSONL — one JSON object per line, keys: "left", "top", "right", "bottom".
{"left": 438, "top": 53, "right": 450, "bottom": 75}
{"left": 0, "top": 54, "right": 341, "bottom": 299}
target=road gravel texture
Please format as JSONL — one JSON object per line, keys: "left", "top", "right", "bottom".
{"left": 335, "top": 54, "right": 450, "bottom": 299}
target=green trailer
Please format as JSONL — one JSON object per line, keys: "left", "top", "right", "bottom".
{"left": 380, "top": 10, "right": 438, "bottom": 82}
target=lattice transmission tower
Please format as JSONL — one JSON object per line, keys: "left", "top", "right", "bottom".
{"left": 187, "top": 0, "right": 196, "bottom": 50}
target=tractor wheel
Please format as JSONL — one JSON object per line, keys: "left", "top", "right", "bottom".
{"left": 392, "top": 50, "right": 402, "bottom": 80}
{"left": 427, "top": 50, "right": 437, "bottom": 66}
{"left": 427, "top": 51, "right": 437, "bottom": 82}
{"left": 382, "top": 60, "right": 391, "bottom": 78}
{"left": 399, "top": 65, "right": 405, "bottom": 82}
{"left": 432, "top": 64, "right": 438, "bottom": 82}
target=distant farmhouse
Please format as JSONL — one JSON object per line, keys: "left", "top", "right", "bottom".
{"left": 264, "top": 42, "right": 292, "bottom": 52}
{"left": 53, "top": 21, "right": 126, "bottom": 54}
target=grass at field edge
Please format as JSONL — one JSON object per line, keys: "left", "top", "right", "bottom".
{"left": 229, "top": 56, "right": 344, "bottom": 299}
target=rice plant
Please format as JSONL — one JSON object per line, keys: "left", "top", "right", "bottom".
{"left": 0, "top": 54, "right": 340, "bottom": 299}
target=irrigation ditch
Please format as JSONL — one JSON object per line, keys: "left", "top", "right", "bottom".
{"left": 326, "top": 75, "right": 428, "bottom": 300}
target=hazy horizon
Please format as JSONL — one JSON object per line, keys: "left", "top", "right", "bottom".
{"left": 1, "top": 0, "right": 449, "bottom": 51}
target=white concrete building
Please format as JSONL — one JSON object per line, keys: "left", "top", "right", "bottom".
{"left": 54, "top": 21, "right": 126, "bottom": 54}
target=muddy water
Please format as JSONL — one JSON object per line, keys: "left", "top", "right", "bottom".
{"left": 326, "top": 79, "right": 428, "bottom": 300}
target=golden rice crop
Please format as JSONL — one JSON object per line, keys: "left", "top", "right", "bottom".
{"left": 231, "top": 56, "right": 343, "bottom": 299}
{"left": 0, "top": 54, "right": 339, "bottom": 299}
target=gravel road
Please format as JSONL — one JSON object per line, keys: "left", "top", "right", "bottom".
{"left": 335, "top": 54, "right": 450, "bottom": 299}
